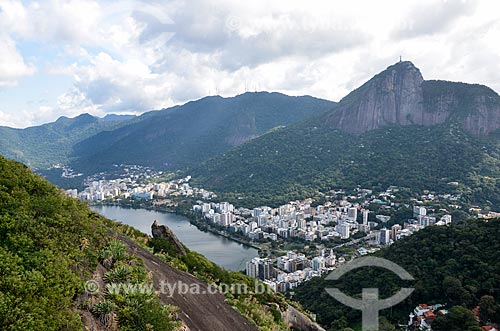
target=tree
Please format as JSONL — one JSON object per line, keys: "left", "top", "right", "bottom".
{"left": 479, "top": 295, "right": 498, "bottom": 323}
{"left": 329, "top": 316, "right": 348, "bottom": 331}
{"left": 432, "top": 306, "right": 479, "bottom": 331}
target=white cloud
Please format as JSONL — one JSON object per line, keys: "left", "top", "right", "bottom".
{"left": 392, "top": 0, "right": 479, "bottom": 39}
{"left": 0, "top": 0, "right": 102, "bottom": 44}
{"left": 1, "top": 0, "right": 500, "bottom": 127}
{"left": 0, "top": 34, "right": 35, "bottom": 87}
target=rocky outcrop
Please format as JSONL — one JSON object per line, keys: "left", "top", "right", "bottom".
{"left": 119, "top": 235, "right": 258, "bottom": 331}
{"left": 422, "top": 80, "right": 500, "bottom": 135}
{"left": 325, "top": 61, "right": 500, "bottom": 135}
{"left": 282, "top": 305, "right": 325, "bottom": 331}
{"left": 326, "top": 61, "right": 425, "bottom": 134}
{"left": 151, "top": 220, "right": 187, "bottom": 256}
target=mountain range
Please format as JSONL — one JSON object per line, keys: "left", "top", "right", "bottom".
{"left": 191, "top": 61, "right": 500, "bottom": 207}
{"left": 70, "top": 92, "right": 335, "bottom": 173}
{"left": 0, "top": 61, "right": 499, "bottom": 207}
{"left": 0, "top": 92, "right": 335, "bottom": 174}
{"left": 0, "top": 113, "right": 131, "bottom": 168}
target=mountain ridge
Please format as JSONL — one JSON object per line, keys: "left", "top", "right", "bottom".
{"left": 70, "top": 91, "right": 336, "bottom": 172}
{"left": 322, "top": 61, "right": 500, "bottom": 135}
{"left": 0, "top": 92, "right": 335, "bottom": 175}
{"left": 191, "top": 61, "right": 500, "bottom": 207}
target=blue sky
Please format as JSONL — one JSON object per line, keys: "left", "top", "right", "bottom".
{"left": 1, "top": 0, "right": 500, "bottom": 128}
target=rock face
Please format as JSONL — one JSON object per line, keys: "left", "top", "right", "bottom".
{"left": 422, "top": 80, "right": 500, "bottom": 135}
{"left": 325, "top": 61, "right": 500, "bottom": 135}
{"left": 151, "top": 220, "right": 187, "bottom": 256}
{"left": 282, "top": 305, "right": 325, "bottom": 331}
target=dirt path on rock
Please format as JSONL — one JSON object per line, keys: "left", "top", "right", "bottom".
{"left": 119, "top": 235, "right": 258, "bottom": 331}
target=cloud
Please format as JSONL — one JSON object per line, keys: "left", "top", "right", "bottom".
{"left": 0, "top": 34, "right": 35, "bottom": 87}
{"left": 41, "top": 0, "right": 372, "bottom": 115}
{"left": 392, "top": 0, "right": 479, "bottom": 39}
{"left": 62, "top": 52, "right": 176, "bottom": 112}
{"left": 0, "top": 0, "right": 102, "bottom": 44}
{"left": 1, "top": 0, "right": 500, "bottom": 127}
{"left": 168, "top": 0, "right": 369, "bottom": 69}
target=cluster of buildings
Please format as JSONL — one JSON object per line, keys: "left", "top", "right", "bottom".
{"left": 194, "top": 199, "right": 377, "bottom": 243}
{"left": 406, "top": 303, "right": 499, "bottom": 331}
{"left": 50, "top": 164, "right": 83, "bottom": 178}
{"left": 376, "top": 207, "right": 452, "bottom": 246}
{"left": 407, "top": 303, "right": 447, "bottom": 330}
{"left": 194, "top": 198, "right": 454, "bottom": 293}
{"left": 193, "top": 199, "right": 452, "bottom": 248}
{"left": 245, "top": 250, "right": 345, "bottom": 292}
{"left": 69, "top": 175, "right": 217, "bottom": 202}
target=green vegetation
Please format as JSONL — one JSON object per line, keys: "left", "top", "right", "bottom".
{"left": 71, "top": 92, "right": 335, "bottom": 174}
{"left": 93, "top": 239, "right": 180, "bottom": 331}
{"left": 0, "top": 155, "right": 108, "bottom": 330}
{"left": 192, "top": 122, "right": 500, "bottom": 207}
{"left": 0, "top": 113, "right": 129, "bottom": 169}
{"left": 0, "top": 155, "right": 179, "bottom": 330}
{"left": 292, "top": 219, "right": 500, "bottom": 330}
{"left": 100, "top": 211, "right": 299, "bottom": 331}
{"left": 432, "top": 306, "right": 482, "bottom": 331}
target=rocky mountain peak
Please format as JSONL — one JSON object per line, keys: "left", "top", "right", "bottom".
{"left": 324, "top": 61, "right": 500, "bottom": 135}
{"left": 327, "top": 61, "right": 425, "bottom": 134}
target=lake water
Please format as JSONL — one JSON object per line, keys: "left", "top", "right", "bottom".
{"left": 92, "top": 205, "right": 258, "bottom": 271}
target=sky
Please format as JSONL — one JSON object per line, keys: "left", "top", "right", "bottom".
{"left": 1, "top": 0, "right": 500, "bottom": 128}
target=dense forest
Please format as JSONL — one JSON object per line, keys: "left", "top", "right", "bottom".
{"left": 0, "top": 114, "right": 129, "bottom": 169}
{"left": 191, "top": 123, "right": 500, "bottom": 208}
{"left": 0, "top": 154, "right": 108, "bottom": 329}
{"left": 293, "top": 219, "right": 500, "bottom": 330}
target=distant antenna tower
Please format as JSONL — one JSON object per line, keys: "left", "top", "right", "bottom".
{"left": 399, "top": 55, "right": 402, "bottom": 63}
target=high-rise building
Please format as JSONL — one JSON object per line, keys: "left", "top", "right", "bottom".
{"left": 347, "top": 207, "right": 358, "bottom": 221}
{"left": 253, "top": 208, "right": 263, "bottom": 217}
{"left": 257, "top": 258, "right": 273, "bottom": 280}
{"left": 246, "top": 259, "right": 258, "bottom": 278}
{"left": 337, "top": 224, "right": 350, "bottom": 239}
{"left": 297, "top": 219, "right": 307, "bottom": 230}
{"left": 379, "top": 228, "right": 391, "bottom": 245}
{"left": 362, "top": 209, "right": 369, "bottom": 225}
{"left": 202, "top": 203, "right": 211, "bottom": 213}
{"left": 391, "top": 224, "right": 402, "bottom": 240}
{"left": 246, "top": 257, "right": 273, "bottom": 280}
{"left": 221, "top": 212, "right": 233, "bottom": 226}
{"left": 413, "top": 206, "right": 427, "bottom": 218}
{"left": 312, "top": 257, "right": 326, "bottom": 271}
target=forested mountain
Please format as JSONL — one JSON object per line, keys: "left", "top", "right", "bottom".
{"left": 70, "top": 92, "right": 335, "bottom": 173}
{"left": 0, "top": 93, "right": 335, "bottom": 176}
{"left": 0, "top": 113, "right": 130, "bottom": 168}
{"left": 293, "top": 219, "right": 500, "bottom": 331}
{"left": 191, "top": 62, "right": 500, "bottom": 207}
